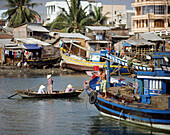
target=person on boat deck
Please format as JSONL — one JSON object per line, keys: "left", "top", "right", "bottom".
{"left": 47, "top": 74, "right": 53, "bottom": 94}
{"left": 65, "top": 84, "right": 75, "bottom": 93}
{"left": 97, "top": 69, "right": 107, "bottom": 98}
{"left": 38, "top": 85, "right": 45, "bottom": 94}
{"left": 130, "top": 69, "right": 139, "bottom": 94}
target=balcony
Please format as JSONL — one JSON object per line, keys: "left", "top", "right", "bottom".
{"left": 132, "top": 0, "right": 167, "bottom": 7}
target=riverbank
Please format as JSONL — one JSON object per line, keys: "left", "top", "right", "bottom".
{"left": 0, "top": 65, "right": 76, "bottom": 76}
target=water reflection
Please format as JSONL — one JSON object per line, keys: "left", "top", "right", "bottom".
{"left": 88, "top": 115, "right": 170, "bottom": 135}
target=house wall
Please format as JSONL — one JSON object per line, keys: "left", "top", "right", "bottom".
{"left": 131, "top": 0, "right": 170, "bottom": 34}
{"left": 13, "top": 24, "right": 27, "bottom": 38}
{"left": 102, "top": 5, "right": 126, "bottom": 25}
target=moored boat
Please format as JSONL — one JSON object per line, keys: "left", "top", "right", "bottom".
{"left": 61, "top": 51, "right": 130, "bottom": 75}
{"left": 26, "top": 56, "right": 61, "bottom": 68}
{"left": 16, "top": 89, "right": 84, "bottom": 98}
{"left": 85, "top": 58, "right": 170, "bottom": 131}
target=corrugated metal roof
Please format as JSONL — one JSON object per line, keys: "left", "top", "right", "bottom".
{"left": 126, "top": 39, "right": 154, "bottom": 46}
{"left": 139, "top": 33, "right": 163, "bottom": 41}
{"left": 58, "top": 33, "right": 91, "bottom": 41}
{"left": 86, "top": 26, "right": 111, "bottom": 31}
{"left": 0, "top": 39, "right": 14, "bottom": 44}
{"left": 15, "top": 38, "right": 51, "bottom": 46}
{"left": 27, "top": 25, "right": 49, "bottom": 33}
{"left": 87, "top": 40, "right": 111, "bottom": 43}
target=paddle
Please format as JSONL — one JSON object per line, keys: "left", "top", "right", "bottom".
{"left": 8, "top": 83, "right": 48, "bottom": 99}
{"left": 8, "top": 93, "right": 18, "bottom": 99}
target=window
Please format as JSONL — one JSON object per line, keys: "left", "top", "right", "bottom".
{"left": 141, "top": 5, "right": 166, "bottom": 15}
{"left": 154, "top": 20, "right": 164, "bottom": 27}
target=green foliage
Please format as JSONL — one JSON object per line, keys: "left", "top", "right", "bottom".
{"left": 50, "top": 0, "right": 93, "bottom": 33}
{"left": 50, "top": 0, "right": 109, "bottom": 33}
{"left": 2, "top": 0, "right": 42, "bottom": 27}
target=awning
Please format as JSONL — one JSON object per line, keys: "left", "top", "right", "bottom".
{"left": 23, "top": 44, "right": 42, "bottom": 50}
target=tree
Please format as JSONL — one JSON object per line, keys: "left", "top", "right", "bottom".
{"left": 2, "top": 0, "right": 42, "bottom": 27}
{"left": 50, "top": 0, "right": 92, "bottom": 33}
{"left": 90, "top": 6, "right": 109, "bottom": 26}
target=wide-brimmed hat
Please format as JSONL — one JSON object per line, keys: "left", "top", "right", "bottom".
{"left": 47, "top": 74, "right": 52, "bottom": 79}
{"left": 40, "top": 85, "right": 45, "bottom": 89}
{"left": 67, "top": 84, "right": 73, "bottom": 88}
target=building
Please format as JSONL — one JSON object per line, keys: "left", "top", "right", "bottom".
{"left": 131, "top": 0, "right": 170, "bottom": 34}
{"left": 0, "top": 9, "right": 7, "bottom": 27}
{"left": 54, "top": 33, "right": 91, "bottom": 57}
{"left": 115, "top": 10, "right": 135, "bottom": 30}
{"left": 45, "top": 0, "right": 102, "bottom": 24}
{"left": 102, "top": 5, "right": 126, "bottom": 25}
{"left": 13, "top": 23, "right": 49, "bottom": 39}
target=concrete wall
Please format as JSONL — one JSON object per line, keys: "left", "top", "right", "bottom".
{"left": 13, "top": 24, "right": 27, "bottom": 38}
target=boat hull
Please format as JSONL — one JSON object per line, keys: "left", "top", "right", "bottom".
{"left": 86, "top": 90, "right": 170, "bottom": 131}
{"left": 61, "top": 52, "right": 130, "bottom": 75}
{"left": 17, "top": 89, "right": 83, "bottom": 98}
{"left": 27, "top": 57, "right": 60, "bottom": 67}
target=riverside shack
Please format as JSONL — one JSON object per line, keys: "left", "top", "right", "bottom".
{"left": 53, "top": 33, "right": 91, "bottom": 57}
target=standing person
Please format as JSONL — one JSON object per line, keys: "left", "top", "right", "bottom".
{"left": 97, "top": 68, "right": 107, "bottom": 98}
{"left": 47, "top": 74, "right": 53, "bottom": 94}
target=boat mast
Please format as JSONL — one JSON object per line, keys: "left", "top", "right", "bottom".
{"left": 106, "top": 51, "right": 111, "bottom": 88}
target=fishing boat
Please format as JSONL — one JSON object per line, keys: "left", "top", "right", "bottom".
{"left": 26, "top": 56, "right": 61, "bottom": 68}
{"left": 60, "top": 51, "right": 130, "bottom": 75}
{"left": 16, "top": 89, "right": 84, "bottom": 98}
{"left": 85, "top": 55, "right": 170, "bottom": 131}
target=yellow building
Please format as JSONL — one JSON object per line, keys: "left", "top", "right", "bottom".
{"left": 132, "top": 0, "right": 170, "bottom": 34}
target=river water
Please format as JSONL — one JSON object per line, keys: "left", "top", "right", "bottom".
{"left": 0, "top": 73, "right": 169, "bottom": 135}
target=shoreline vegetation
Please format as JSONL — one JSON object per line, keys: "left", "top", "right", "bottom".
{"left": 0, "top": 65, "right": 76, "bottom": 76}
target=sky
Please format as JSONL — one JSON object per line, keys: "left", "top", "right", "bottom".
{"left": 0, "top": 0, "right": 134, "bottom": 19}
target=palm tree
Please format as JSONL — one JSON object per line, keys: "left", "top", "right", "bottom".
{"left": 2, "top": 0, "right": 42, "bottom": 27}
{"left": 50, "top": 0, "right": 92, "bottom": 33}
{"left": 90, "top": 6, "right": 109, "bottom": 26}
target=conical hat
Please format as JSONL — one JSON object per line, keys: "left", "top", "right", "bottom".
{"left": 67, "top": 84, "right": 73, "bottom": 88}
{"left": 47, "top": 74, "right": 51, "bottom": 79}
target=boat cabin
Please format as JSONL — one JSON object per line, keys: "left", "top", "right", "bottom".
{"left": 152, "top": 52, "right": 170, "bottom": 68}
{"left": 137, "top": 70, "right": 170, "bottom": 108}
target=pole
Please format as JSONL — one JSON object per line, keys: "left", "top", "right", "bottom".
{"left": 112, "top": 0, "right": 113, "bottom": 26}
{"left": 148, "top": 13, "right": 150, "bottom": 32}
{"left": 106, "top": 51, "right": 111, "bottom": 88}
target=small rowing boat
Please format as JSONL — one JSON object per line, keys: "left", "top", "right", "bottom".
{"left": 16, "top": 89, "right": 84, "bottom": 98}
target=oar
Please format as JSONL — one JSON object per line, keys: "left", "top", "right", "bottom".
{"left": 8, "top": 93, "right": 18, "bottom": 99}
{"left": 8, "top": 83, "right": 48, "bottom": 99}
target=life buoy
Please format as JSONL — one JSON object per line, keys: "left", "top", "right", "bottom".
{"left": 89, "top": 91, "right": 98, "bottom": 104}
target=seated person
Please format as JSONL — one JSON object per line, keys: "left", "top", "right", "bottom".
{"left": 65, "top": 84, "right": 75, "bottom": 92}
{"left": 38, "top": 85, "right": 45, "bottom": 94}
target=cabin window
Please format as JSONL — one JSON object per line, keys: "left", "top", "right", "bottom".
{"left": 141, "top": 79, "right": 144, "bottom": 95}
{"left": 149, "top": 80, "right": 162, "bottom": 90}
{"left": 144, "top": 80, "right": 148, "bottom": 89}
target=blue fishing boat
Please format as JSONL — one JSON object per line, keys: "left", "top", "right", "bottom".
{"left": 85, "top": 53, "right": 170, "bottom": 131}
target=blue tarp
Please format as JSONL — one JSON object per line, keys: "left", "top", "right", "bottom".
{"left": 122, "top": 41, "right": 131, "bottom": 47}
{"left": 23, "top": 44, "right": 42, "bottom": 50}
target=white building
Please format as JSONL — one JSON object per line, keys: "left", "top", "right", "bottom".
{"left": 45, "top": 0, "right": 102, "bottom": 24}
{"left": 115, "top": 10, "right": 135, "bottom": 30}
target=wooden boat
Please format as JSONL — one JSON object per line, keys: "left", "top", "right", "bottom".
{"left": 16, "top": 89, "right": 84, "bottom": 98}
{"left": 85, "top": 58, "right": 170, "bottom": 131}
{"left": 60, "top": 51, "right": 130, "bottom": 75}
{"left": 26, "top": 56, "right": 61, "bottom": 68}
